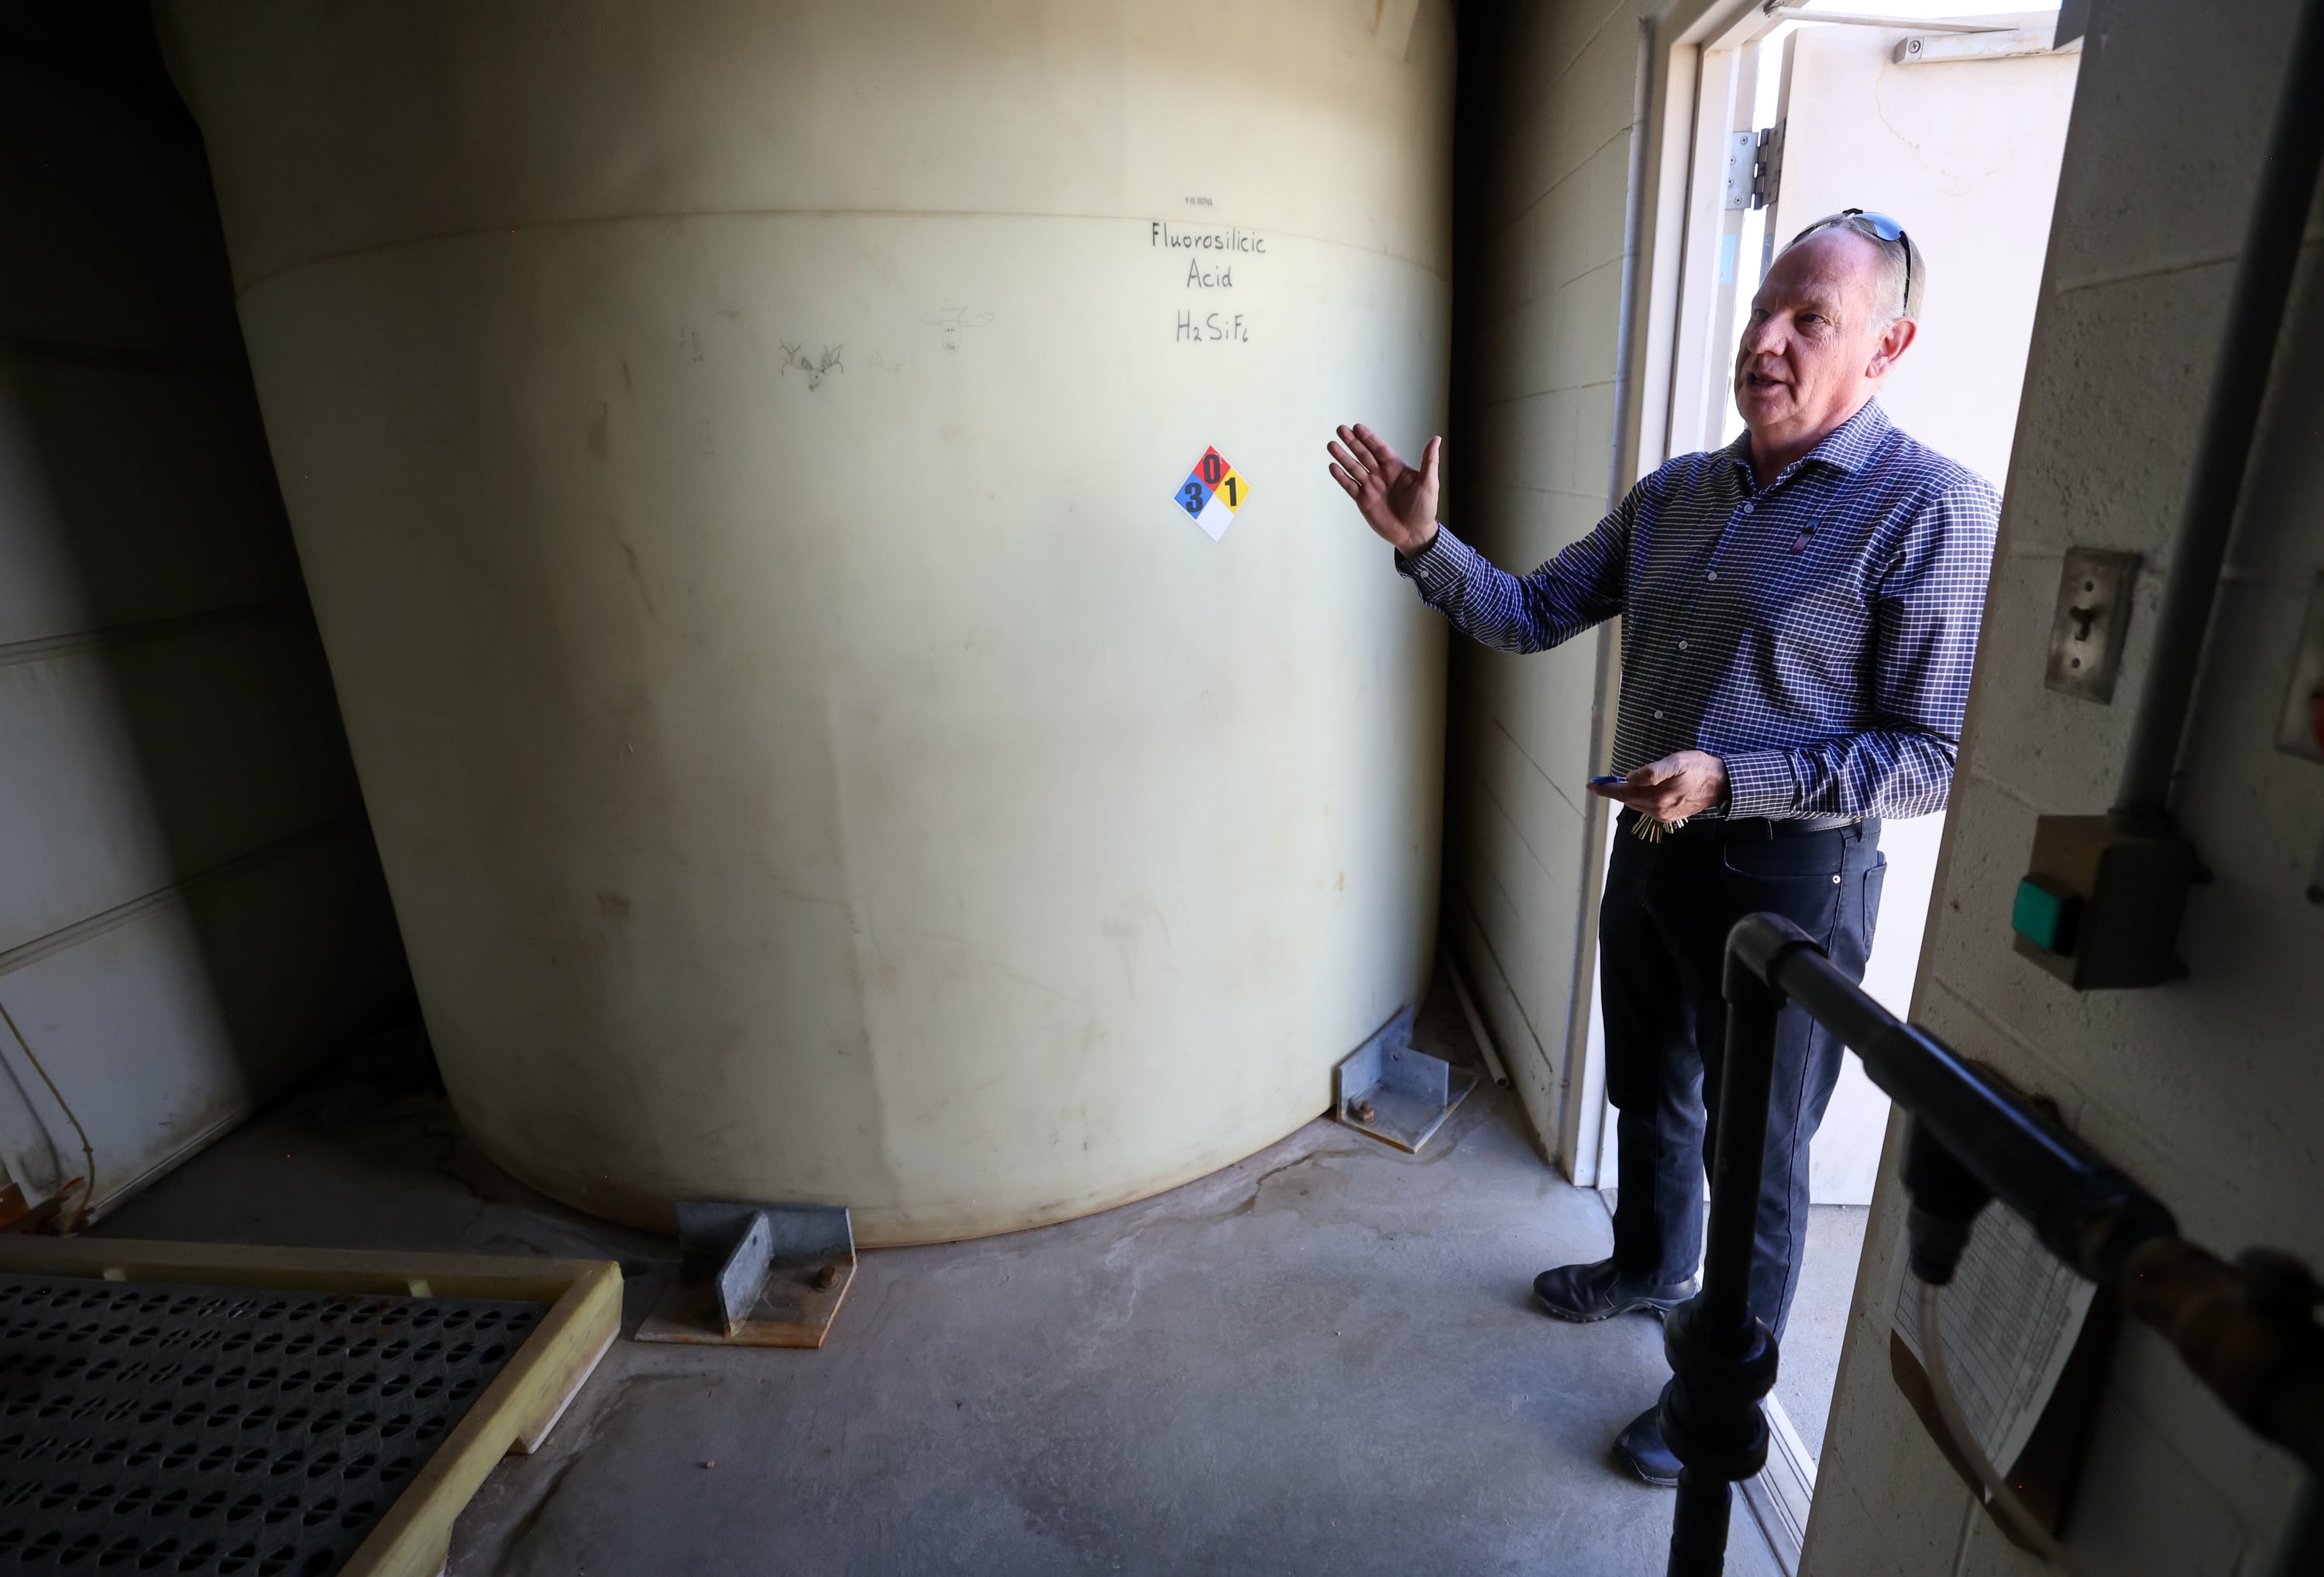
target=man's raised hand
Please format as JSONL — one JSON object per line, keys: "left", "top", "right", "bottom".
{"left": 1327, "top": 424, "right": 1442, "bottom": 556}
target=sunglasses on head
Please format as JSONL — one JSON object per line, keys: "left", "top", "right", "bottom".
{"left": 1801, "top": 208, "right": 1913, "bottom": 316}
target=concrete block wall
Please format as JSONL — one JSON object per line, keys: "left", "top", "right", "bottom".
{"left": 1445, "top": 0, "right": 1645, "bottom": 1173}
{"left": 1801, "top": 2, "right": 2324, "bottom": 1571}
{"left": 0, "top": 11, "right": 412, "bottom": 1221}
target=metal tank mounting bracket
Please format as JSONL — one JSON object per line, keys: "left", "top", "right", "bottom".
{"left": 636, "top": 1201, "right": 858, "bottom": 1348}
{"left": 1334, "top": 1009, "right": 1477, "bottom": 1154}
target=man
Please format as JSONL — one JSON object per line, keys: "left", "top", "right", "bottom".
{"left": 1326, "top": 212, "right": 1999, "bottom": 1484}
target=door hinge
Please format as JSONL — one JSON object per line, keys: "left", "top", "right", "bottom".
{"left": 1724, "top": 123, "right": 1785, "bottom": 211}
{"left": 1752, "top": 121, "right": 1786, "bottom": 211}
{"left": 1722, "top": 130, "right": 1756, "bottom": 210}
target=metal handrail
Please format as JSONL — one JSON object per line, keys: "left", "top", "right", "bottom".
{"left": 1662, "top": 912, "right": 2324, "bottom": 1575}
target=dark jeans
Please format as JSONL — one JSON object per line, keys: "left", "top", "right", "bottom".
{"left": 1600, "top": 813, "right": 1886, "bottom": 1341}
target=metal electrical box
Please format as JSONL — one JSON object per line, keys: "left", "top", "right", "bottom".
{"left": 2010, "top": 816, "right": 2197, "bottom": 989}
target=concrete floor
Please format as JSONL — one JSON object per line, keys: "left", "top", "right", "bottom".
{"left": 94, "top": 988, "right": 1783, "bottom": 1576}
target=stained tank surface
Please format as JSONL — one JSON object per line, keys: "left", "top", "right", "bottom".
{"left": 162, "top": 0, "right": 1454, "bottom": 1241}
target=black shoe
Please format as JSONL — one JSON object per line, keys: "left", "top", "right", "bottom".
{"left": 1532, "top": 1258, "right": 1698, "bottom": 1323}
{"left": 1613, "top": 1403, "right": 1682, "bottom": 1487}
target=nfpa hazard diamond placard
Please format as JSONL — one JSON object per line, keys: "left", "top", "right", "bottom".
{"left": 1170, "top": 445, "right": 1248, "bottom": 541}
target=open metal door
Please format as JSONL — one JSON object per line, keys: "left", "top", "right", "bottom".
{"left": 1770, "top": 16, "right": 2081, "bottom": 1205}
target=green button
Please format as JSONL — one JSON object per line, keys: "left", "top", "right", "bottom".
{"left": 2011, "top": 877, "right": 2079, "bottom": 954}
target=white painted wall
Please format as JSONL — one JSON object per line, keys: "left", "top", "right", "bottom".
{"left": 1802, "top": 2, "right": 2324, "bottom": 1570}
{"left": 0, "top": 19, "right": 410, "bottom": 1222}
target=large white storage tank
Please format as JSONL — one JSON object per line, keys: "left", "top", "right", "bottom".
{"left": 160, "top": 0, "right": 1453, "bottom": 1242}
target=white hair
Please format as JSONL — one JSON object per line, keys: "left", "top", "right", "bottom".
{"left": 1785, "top": 213, "right": 1925, "bottom": 323}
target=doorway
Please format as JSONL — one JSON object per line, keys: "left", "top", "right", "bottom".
{"left": 1592, "top": 0, "right": 2081, "bottom": 1551}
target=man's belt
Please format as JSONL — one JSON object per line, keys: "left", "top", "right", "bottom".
{"left": 1624, "top": 810, "right": 1862, "bottom": 841}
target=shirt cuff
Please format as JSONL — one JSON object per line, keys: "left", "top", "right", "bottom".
{"left": 1721, "top": 750, "right": 1801, "bottom": 819}
{"left": 1394, "top": 524, "right": 1478, "bottom": 591}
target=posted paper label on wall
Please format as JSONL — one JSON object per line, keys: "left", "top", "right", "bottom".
{"left": 1884, "top": 1205, "right": 2096, "bottom": 1472}
{"left": 1172, "top": 446, "right": 1248, "bottom": 541}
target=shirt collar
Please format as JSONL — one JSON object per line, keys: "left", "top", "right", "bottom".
{"left": 1807, "top": 398, "right": 1891, "bottom": 473}
{"left": 1724, "top": 398, "right": 1893, "bottom": 484}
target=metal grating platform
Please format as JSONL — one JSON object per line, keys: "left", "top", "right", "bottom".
{"left": 0, "top": 1270, "right": 545, "bottom": 1575}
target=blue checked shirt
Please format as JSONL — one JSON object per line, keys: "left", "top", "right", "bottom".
{"left": 1399, "top": 400, "right": 1999, "bottom": 819}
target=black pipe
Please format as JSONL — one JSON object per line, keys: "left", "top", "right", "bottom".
{"left": 2112, "top": 0, "right": 2324, "bottom": 831}
{"left": 1728, "top": 917, "right": 2175, "bottom": 1284}
{"left": 1666, "top": 913, "right": 2324, "bottom": 1574}
{"left": 1658, "top": 951, "right": 1784, "bottom": 1577}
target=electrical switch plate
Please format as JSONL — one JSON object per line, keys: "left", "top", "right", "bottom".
{"left": 2273, "top": 571, "right": 2324, "bottom": 764}
{"left": 2045, "top": 548, "right": 2140, "bottom": 703}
